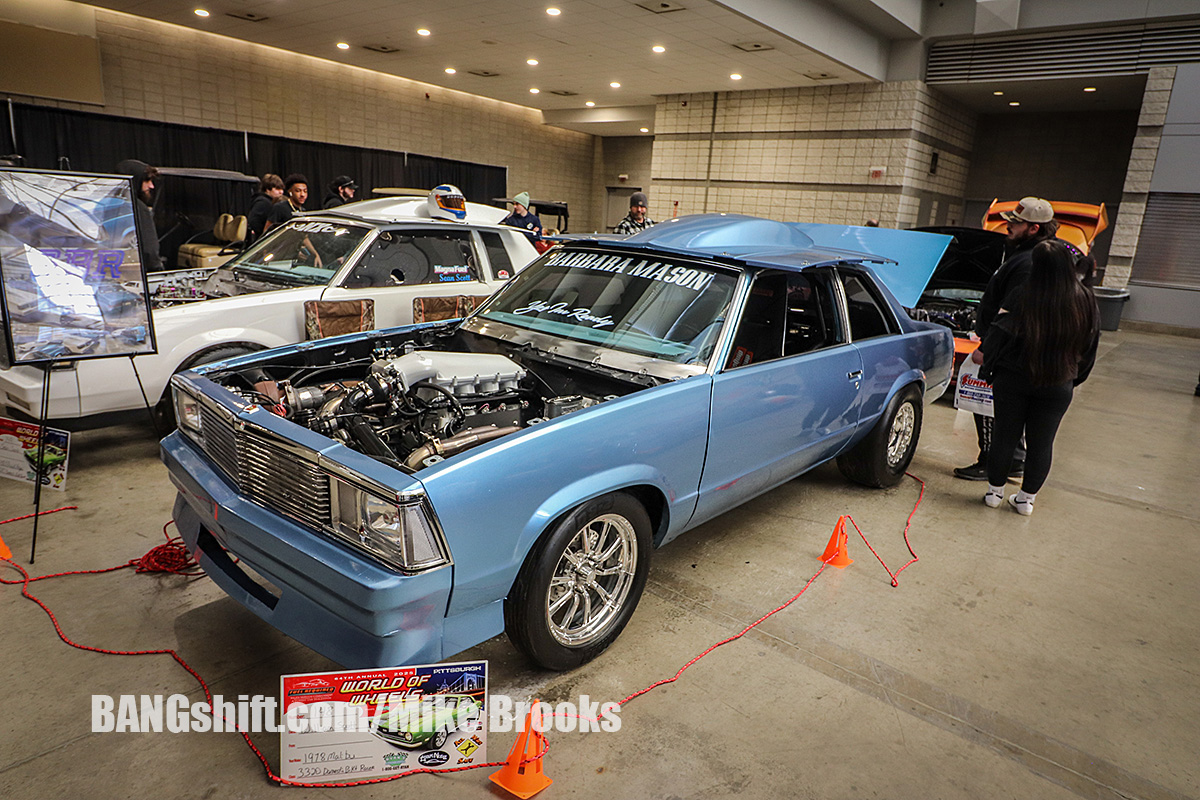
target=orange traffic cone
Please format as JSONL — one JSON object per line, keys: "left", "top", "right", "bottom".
{"left": 490, "top": 700, "right": 553, "bottom": 799}
{"left": 0, "top": 532, "right": 11, "bottom": 560}
{"left": 819, "top": 516, "right": 853, "bottom": 569}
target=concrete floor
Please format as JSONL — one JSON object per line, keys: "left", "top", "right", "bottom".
{"left": 2, "top": 329, "right": 1198, "bottom": 800}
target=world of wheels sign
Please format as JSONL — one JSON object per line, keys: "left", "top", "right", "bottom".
{"left": 280, "top": 660, "right": 487, "bottom": 783}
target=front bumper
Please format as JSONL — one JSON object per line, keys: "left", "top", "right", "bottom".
{"left": 0, "top": 364, "right": 81, "bottom": 418}
{"left": 162, "top": 432, "right": 453, "bottom": 668}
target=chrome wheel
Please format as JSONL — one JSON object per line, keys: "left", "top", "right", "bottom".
{"left": 886, "top": 402, "right": 916, "bottom": 468}
{"left": 545, "top": 513, "right": 638, "bottom": 647}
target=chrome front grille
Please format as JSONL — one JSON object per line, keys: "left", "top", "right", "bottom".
{"left": 198, "top": 404, "right": 331, "bottom": 532}
{"left": 199, "top": 405, "right": 238, "bottom": 480}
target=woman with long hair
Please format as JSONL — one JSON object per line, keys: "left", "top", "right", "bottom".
{"left": 978, "top": 240, "right": 1100, "bottom": 515}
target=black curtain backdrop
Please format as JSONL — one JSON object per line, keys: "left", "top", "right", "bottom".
{"left": 4, "top": 103, "right": 508, "bottom": 211}
{"left": 8, "top": 104, "right": 245, "bottom": 175}
{"left": 405, "top": 153, "right": 508, "bottom": 207}
{"left": 246, "top": 133, "right": 407, "bottom": 206}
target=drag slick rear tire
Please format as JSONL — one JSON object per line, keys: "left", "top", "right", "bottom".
{"left": 505, "top": 492, "right": 651, "bottom": 671}
{"left": 836, "top": 383, "right": 923, "bottom": 488}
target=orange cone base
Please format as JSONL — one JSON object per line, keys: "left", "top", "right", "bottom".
{"left": 489, "top": 703, "right": 553, "bottom": 799}
{"left": 819, "top": 516, "right": 853, "bottom": 569}
{"left": 489, "top": 763, "right": 552, "bottom": 800}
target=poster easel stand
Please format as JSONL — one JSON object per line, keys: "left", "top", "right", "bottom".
{"left": 28, "top": 363, "right": 52, "bottom": 563}
{"left": 130, "top": 354, "right": 163, "bottom": 438}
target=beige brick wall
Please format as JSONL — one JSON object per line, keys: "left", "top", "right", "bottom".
{"left": 1104, "top": 66, "right": 1177, "bottom": 288}
{"left": 651, "top": 82, "right": 976, "bottom": 228}
{"left": 6, "top": 10, "right": 600, "bottom": 230}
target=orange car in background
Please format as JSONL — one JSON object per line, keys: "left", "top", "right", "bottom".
{"left": 981, "top": 199, "right": 1109, "bottom": 256}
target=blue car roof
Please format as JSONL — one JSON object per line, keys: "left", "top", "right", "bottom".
{"left": 578, "top": 214, "right": 951, "bottom": 307}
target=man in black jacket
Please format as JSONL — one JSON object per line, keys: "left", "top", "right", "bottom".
{"left": 247, "top": 173, "right": 284, "bottom": 243}
{"left": 322, "top": 175, "right": 358, "bottom": 209}
{"left": 954, "top": 196, "right": 1059, "bottom": 481}
{"left": 116, "top": 159, "right": 161, "bottom": 270}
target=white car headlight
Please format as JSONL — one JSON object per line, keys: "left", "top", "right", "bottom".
{"left": 333, "top": 480, "right": 449, "bottom": 572}
{"left": 173, "top": 386, "right": 203, "bottom": 437}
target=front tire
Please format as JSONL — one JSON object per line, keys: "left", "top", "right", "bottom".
{"left": 836, "top": 384, "right": 923, "bottom": 488}
{"left": 505, "top": 492, "right": 651, "bottom": 671}
{"left": 428, "top": 727, "right": 448, "bottom": 750}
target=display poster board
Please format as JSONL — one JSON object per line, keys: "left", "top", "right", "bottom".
{"left": 0, "top": 415, "right": 70, "bottom": 490}
{"left": 0, "top": 168, "right": 156, "bottom": 366}
{"left": 280, "top": 660, "right": 487, "bottom": 784}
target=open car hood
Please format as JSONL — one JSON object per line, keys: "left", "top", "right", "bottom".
{"left": 911, "top": 226, "right": 1006, "bottom": 294}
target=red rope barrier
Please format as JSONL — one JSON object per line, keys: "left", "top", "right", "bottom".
{"left": 2, "top": 474, "right": 926, "bottom": 788}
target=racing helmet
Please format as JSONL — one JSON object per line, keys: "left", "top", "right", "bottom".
{"left": 427, "top": 184, "right": 467, "bottom": 221}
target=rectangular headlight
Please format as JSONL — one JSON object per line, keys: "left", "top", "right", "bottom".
{"left": 332, "top": 480, "right": 449, "bottom": 572}
{"left": 173, "top": 386, "right": 202, "bottom": 437}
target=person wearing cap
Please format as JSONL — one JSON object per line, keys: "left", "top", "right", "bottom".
{"left": 323, "top": 175, "right": 358, "bottom": 209}
{"left": 954, "top": 196, "right": 1060, "bottom": 481}
{"left": 265, "top": 173, "right": 309, "bottom": 233}
{"left": 615, "top": 191, "right": 656, "bottom": 234}
{"left": 500, "top": 191, "right": 542, "bottom": 241}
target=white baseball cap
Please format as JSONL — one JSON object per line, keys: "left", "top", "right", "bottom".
{"left": 1001, "top": 197, "right": 1054, "bottom": 224}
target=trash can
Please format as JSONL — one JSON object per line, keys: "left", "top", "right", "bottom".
{"left": 1093, "top": 286, "right": 1130, "bottom": 331}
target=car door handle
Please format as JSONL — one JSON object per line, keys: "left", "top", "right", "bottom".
{"left": 847, "top": 370, "right": 863, "bottom": 381}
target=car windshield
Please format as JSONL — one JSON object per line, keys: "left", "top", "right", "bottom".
{"left": 479, "top": 248, "right": 738, "bottom": 366}
{"left": 227, "top": 220, "right": 371, "bottom": 286}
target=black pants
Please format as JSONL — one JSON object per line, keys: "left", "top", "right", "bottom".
{"left": 986, "top": 373, "right": 1074, "bottom": 493}
{"left": 973, "top": 413, "right": 1025, "bottom": 464}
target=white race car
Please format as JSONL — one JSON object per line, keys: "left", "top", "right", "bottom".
{"left": 0, "top": 191, "right": 538, "bottom": 425}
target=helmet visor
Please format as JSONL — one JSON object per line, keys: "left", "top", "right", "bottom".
{"left": 438, "top": 194, "right": 466, "bottom": 212}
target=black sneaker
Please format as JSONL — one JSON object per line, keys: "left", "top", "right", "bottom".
{"left": 1009, "top": 461, "right": 1025, "bottom": 479}
{"left": 953, "top": 461, "right": 989, "bottom": 481}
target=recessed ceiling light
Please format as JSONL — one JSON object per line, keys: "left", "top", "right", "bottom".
{"left": 194, "top": 8, "right": 210, "bottom": 17}
{"left": 1084, "top": 86, "right": 1097, "bottom": 92}
{"left": 730, "top": 73, "right": 742, "bottom": 80}
{"left": 1009, "top": 101, "right": 1020, "bottom": 106}
{"left": 640, "top": 127, "right": 649, "bottom": 133}
{"left": 417, "top": 28, "right": 431, "bottom": 36}
{"left": 527, "top": 59, "right": 539, "bottom": 66}
{"left": 445, "top": 68, "right": 456, "bottom": 74}
{"left": 530, "top": 88, "right": 540, "bottom": 94}
{"left": 546, "top": 7, "right": 561, "bottom": 15}
{"left": 610, "top": 82, "right": 621, "bottom": 88}
{"left": 993, "top": 91, "right": 1004, "bottom": 96}
{"left": 652, "top": 45, "right": 665, "bottom": 53}
{"left": 585, "top": 101, "right": 595, "bottom": 107}
{"left": 336, "top": 42, "right": 350, "bottom": 50}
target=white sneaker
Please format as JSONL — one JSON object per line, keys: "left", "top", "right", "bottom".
{"left": 983, "top": 488, "right": 1003, "bottom": 508}
{"left": 1007, "top": 494, "right": 1034, "bottom": 516}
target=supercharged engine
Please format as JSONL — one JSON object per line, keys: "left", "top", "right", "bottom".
{"left": 249, "top": 347, "right": 603, "bottom": 472}
{"left": 908, "top": 296, "right": 977, "bottom": 333}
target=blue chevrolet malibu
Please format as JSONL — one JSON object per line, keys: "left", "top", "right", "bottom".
{"left": 161, "top": 214, "right": 953, "bottom": 671}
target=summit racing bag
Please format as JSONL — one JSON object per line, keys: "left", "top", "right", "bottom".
{"left": 954, "top": 358, "right": 994, "bottom": 417}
